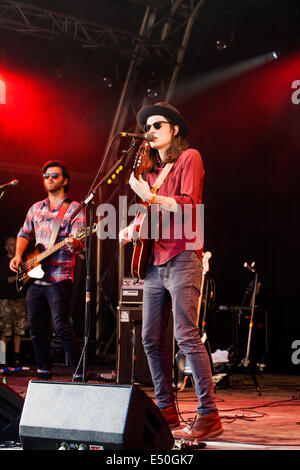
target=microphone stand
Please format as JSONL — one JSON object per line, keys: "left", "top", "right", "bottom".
{"left": 71, "top": 138, "right": 137, "bottom": 382}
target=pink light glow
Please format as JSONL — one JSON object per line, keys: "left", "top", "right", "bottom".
{"left": 0, "top": 79, "right": 6, "bottom": 104}
{"left": 0, "top": 67, "right": 111, "bottom": 175}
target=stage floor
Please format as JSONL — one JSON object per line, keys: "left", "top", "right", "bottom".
{"left": 1, "top": 365, "right": 300, "bottom": 451}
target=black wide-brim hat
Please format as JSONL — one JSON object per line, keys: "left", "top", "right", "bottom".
{"left": 137, "top": 101, "right": 189, "bottom": 138}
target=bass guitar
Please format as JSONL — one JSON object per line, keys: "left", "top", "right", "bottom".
{"left": 16, "top": 223, "right": 98, "bottom": 292}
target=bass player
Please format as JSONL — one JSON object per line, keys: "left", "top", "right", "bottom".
{"left": 10, "top": 160, "right": 85, "bottom": 381}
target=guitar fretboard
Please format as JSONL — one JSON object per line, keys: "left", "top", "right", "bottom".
{"left": 19, "top": 224, "right": 96, "bottom": 274}
{"left": 21, "top": 238, "right": 68, "bottom": 272}
{"left": 36, "top": 239, "right": 67, "bottom": 263}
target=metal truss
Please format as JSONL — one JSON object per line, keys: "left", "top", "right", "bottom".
{"left": 101, "top": 0, "right": 207, "bottom": 168}
{"left": 0, "top": 1, "right": 205, "bottom": 65}
{"left": 0, "top": 0, "right": 140, "bottom": 57}
{"left": 0, "top": 0, "right": 180, "bottom": 63}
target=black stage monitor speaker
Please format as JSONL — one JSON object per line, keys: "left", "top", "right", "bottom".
{"left": 0, "top": 382, "right": 24, "bottom": 441}
{"left": 19, "top": 381, "right": 174, "bottom": 450}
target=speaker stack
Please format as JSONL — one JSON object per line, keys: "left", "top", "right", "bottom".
{"left": 116, "top": 278, "right": 150, "bottom": 385}
{"left": 116, "top": 278, "right": 174, "bottom": 385}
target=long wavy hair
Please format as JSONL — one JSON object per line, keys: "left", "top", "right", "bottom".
{"left": 139, "top": 124, "right": 188, "bottom": 174}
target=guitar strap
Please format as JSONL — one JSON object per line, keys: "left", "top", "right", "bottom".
{"left": 48, "top": 198, "right": 71, "bottom": 249}
{"left": 151, "top": 162, "right": 174, "bottom": 193}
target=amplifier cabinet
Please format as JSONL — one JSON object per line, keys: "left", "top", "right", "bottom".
{"left": 116, "top": 305, "right": 174, "bottom": 386}
{"left": 120, "top": 278, "right": 144, "bottom": 304}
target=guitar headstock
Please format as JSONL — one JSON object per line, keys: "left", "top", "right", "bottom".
{"left": 75, "top": 223, "right": 98, "bottom": 241}
{"left": 133, "top": 140, "right": 151, "bottom": 178}
{"left": 202, "top": 251, "right": 212, "bottom": 275}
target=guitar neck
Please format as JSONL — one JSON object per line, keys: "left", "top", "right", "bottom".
{"left": 196, "top": 273, "right": 206, "bottom": 324}
{"left": 36, "top": 239, "right": 67, "bottom": 264}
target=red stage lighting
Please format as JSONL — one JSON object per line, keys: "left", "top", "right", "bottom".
{"left": 0, "top": 78, "right": 6, "bottom": 104}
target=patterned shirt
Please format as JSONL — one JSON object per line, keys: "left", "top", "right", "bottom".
{"left": 17, "top": 196, "right": 85, "bottom": 284}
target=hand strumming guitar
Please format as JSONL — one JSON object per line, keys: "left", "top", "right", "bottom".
{"left": 9, "top": 237, "right": 28, "bottom": 273}
{"left": 119, "top": 223, "right": 135, "bottom": 246}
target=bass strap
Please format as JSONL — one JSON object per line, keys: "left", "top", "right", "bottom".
{"left": 48, "top": 198, "right": 71, "bottom": 249}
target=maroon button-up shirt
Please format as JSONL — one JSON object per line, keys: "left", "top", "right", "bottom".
{"left": 146, "top": 148, "right": 205, "bottom": 265}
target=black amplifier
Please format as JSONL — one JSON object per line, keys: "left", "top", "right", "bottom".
{"left": 116, "top": 305, "right": 151, "bottom": 385}
{"left": 120, "top": 278, "right": 144, "bottom": 304}
{"left": 116, "top": 304, "right": 174, "bottom": 386}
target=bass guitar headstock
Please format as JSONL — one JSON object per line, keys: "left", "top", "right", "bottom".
{"left": 202, "top": 251, "right": 212, "bottom": 275}
{"left": 75, "top": 223, "right": 98, "bottom": 241}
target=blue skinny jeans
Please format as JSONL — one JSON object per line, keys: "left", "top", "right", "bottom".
{"left": 142, "top": 250, "right": 217, "bottom": 416}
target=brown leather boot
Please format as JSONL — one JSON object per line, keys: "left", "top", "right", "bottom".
{"left": 172, "top": 411, "right": 223, "bottom": 440}
{"left": 160, "top": 404, "right": 180, "bottom": 429}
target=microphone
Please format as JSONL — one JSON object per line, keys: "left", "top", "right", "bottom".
{"left": 0, "top": 179, "right": 19, "bottom": 191}
{"left": 118, "top": 131, "right": 154, "bottom": 141}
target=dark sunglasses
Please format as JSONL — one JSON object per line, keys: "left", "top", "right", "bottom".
{"left": 143, "top": 121, "right": 171, "bottom": 133}
{"left": 43, "top": 172, "right": 61, "bottom": 180}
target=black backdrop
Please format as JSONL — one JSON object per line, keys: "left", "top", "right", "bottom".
{"left": 178, "top": 54, "right": 300, "bottom": 373}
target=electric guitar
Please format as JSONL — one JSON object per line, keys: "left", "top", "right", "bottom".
{"left": 130, "top": 141, "right": 155, "bottom": 280}
{"left": 175, "top": 251, "right": 212, "bottom": 391}
{"left": 16, "top": 223, "right": 98, "bottom": 292}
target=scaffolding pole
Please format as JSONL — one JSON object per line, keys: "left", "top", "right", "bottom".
{"left": 165, "top": 0, "right": 205, "bottom": 102}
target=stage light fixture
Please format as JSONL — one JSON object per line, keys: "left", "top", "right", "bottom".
{"left": 215, "top": 28, "right": 234, "bottom": 51}
{"left": 146, "top": 87, "right": 159, "bottom": 99}
{"left": 216, "top": 40, "right": 228, "bottom": 51}
{"left": 102, "top": 76, "right": 112, "bottom": 88}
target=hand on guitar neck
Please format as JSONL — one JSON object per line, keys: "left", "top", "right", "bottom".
{"left": 65, "top": 233, "right": 81, "bottom": 251}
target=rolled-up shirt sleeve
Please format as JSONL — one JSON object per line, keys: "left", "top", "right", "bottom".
{"left": 172, "top": 149, "right": 205, "bottom": 208}
{"left": 69, "top": 205, "right": 86, "bottom": 253}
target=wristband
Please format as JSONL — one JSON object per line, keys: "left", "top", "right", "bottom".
{"left": 149, "top": 193, "right": 157, "bottom": 205}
